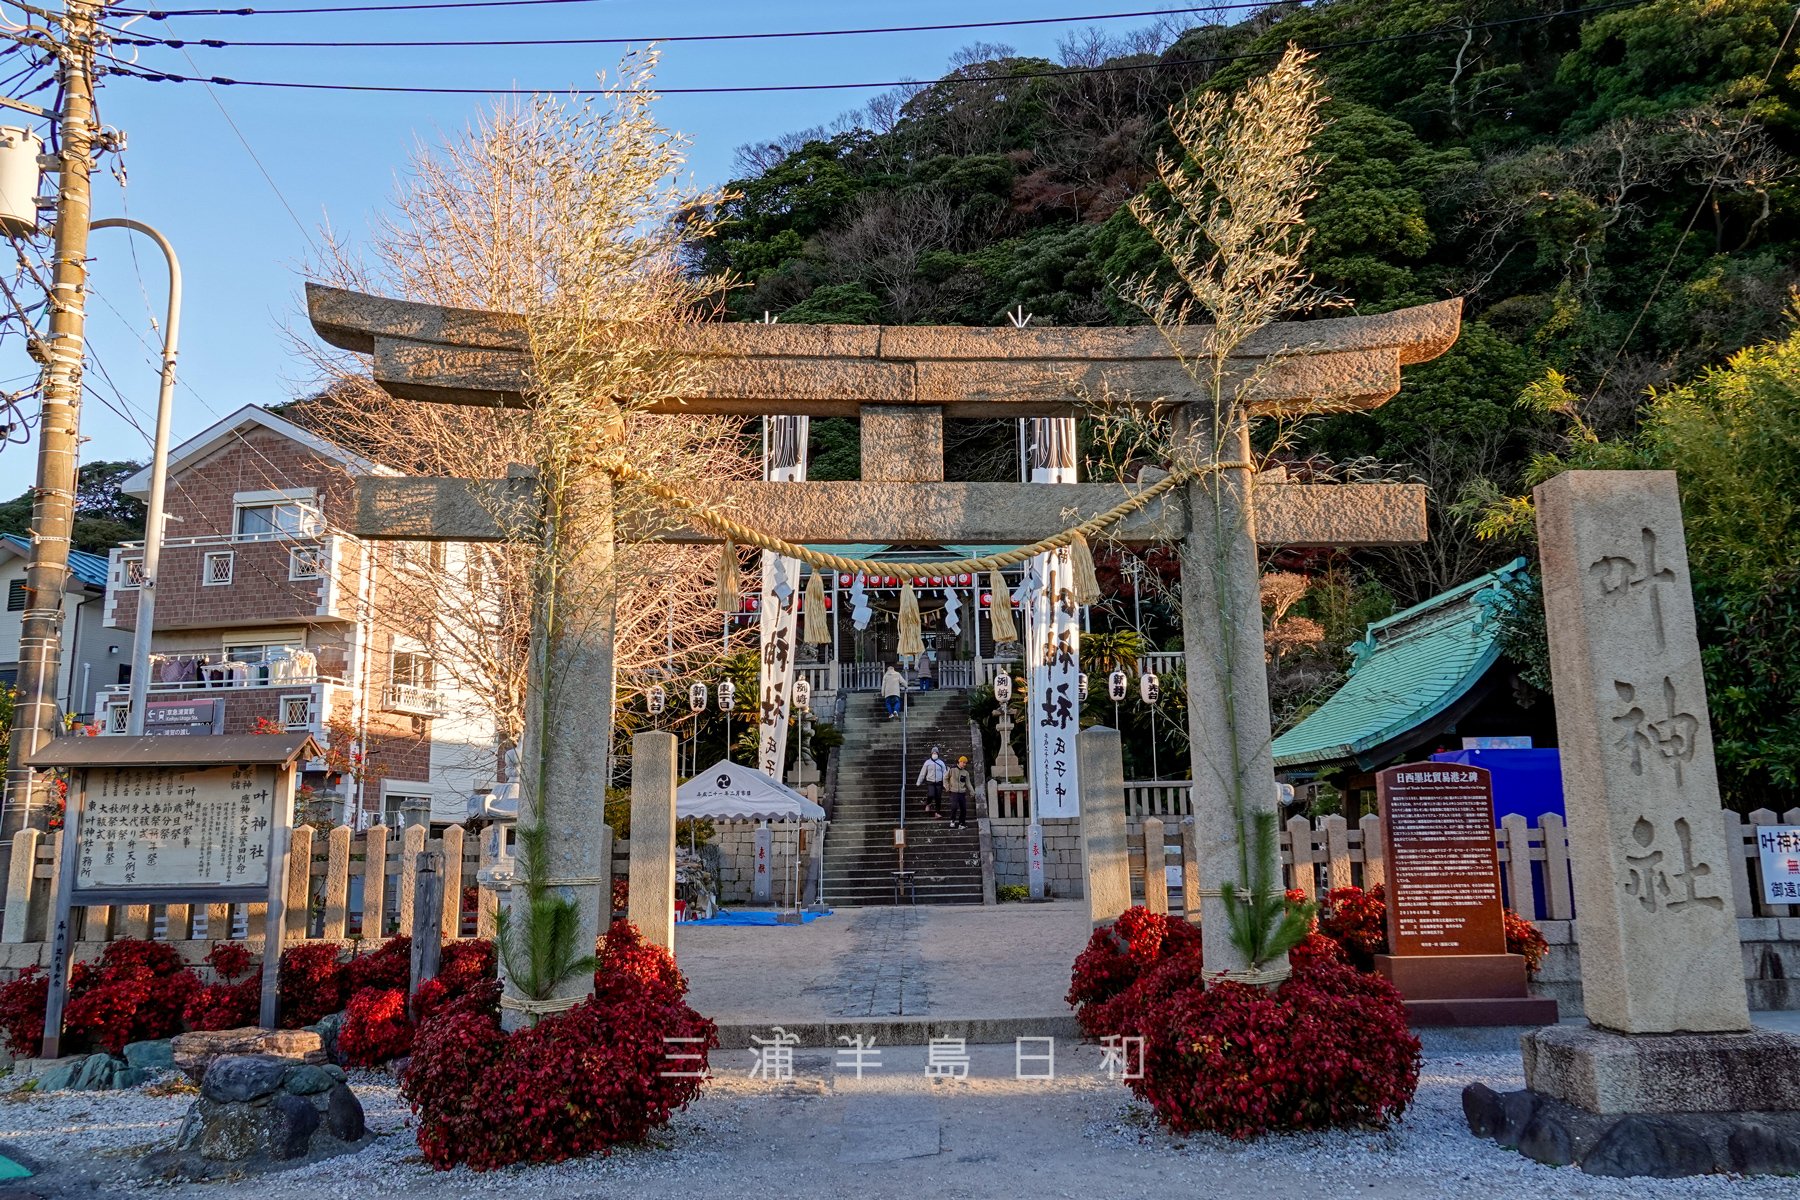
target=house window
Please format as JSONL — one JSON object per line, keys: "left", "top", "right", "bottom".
{"left": 203, "top": 551, "right": 234, "bottom": 586}
{"left": 122, "top": 559, "right": 145, "bottom": 587}
{"left": 288, "top": 546, "right": 324, "bottom": 580}
{"left": 280, "top": 694, "right": 313, "bottom": 730}
{"left": 107, "top": 702, "right": 128, "bottom": 733}
{"left": 6, "top": 579, "right": 24, "bottom": 611}
{"left": 236, "top": 500, "right": 321, "bottom": 541}
{"left": 391, "top": 651, "right": 435, "bottom": 690}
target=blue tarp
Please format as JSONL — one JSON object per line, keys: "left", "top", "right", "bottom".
{"left": 681, "top": 909, "right": 833, "bottom": 927}
{"left": 1430, "top": 748, "right": 1565, "bottom": 825}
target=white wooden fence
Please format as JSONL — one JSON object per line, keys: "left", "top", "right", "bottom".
{"left": 1126, "top": 806, "right": 1800, "bottom": 922}
{"left": 1, "top": 823, "right": 514, "bottom": 955}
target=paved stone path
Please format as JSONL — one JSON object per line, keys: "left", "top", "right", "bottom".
{"left": 675, "top": 901, "right": 1091, "bottom": 1029}
{"left": 804, "top": 908, "right": 930, "bottom": 1017}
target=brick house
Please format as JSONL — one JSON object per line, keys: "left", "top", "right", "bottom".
{"left": 96, "top": 405, "right": 498, "bottom": 828}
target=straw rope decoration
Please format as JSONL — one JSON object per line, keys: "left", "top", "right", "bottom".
{"left": 599, "top": 458, "right": 1257, "bottom": 580}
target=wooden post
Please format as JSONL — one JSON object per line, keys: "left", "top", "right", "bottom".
{"left": 2, "top": 828, "right": 41, "bottom": 943}
{"left": 1286, "top": 815, "right": 1315, "bottom": 901}
{"left": 285, "top": 825, "right": 313, "bottom": 941}
{"left": 1540, "top": 813, "right": 1573, "bottom": 920}
{"left": 476, "top": 823, "right": 499, "bottom": 938}
{"left": 1358, "top": 813, "right": 1385, "bottom": 891}
{"left": 258, "top": 766, "right": 295, "bottom": 1029}
{"left": 1179, "top": 817, "right": 1199, "bottom": 920}
{"left": 41, "top": 797, "right": 82, "bottom": 1057}
{"left": 438, "top": 824, "right": 464, "bottom": 939}
{"left": 409, "top": 850, "right": 444, "bottom": 1018}
{"left": 1500, "top": 813, "right": 1535, "bottom": 918}
{"left": 1142, "top": 816, "right": 1167, "bottom": 916}
{"left": 321, "top": 825, "right": 352, "bottom": 939}
{"left": 1722, "top": 808, "right": 1754, "bottom": 918}
{"left": 1323, "top": 814, "right": 1352, "bottom": 892}
{"left": 363, "top": 823, "right": 389, "bottom": 936}
{"left": 396, "top": 824, "right": 426, "bottom": 940}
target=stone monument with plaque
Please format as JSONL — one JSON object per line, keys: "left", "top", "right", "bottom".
{"left": 1373, "top": 761, "right": 1557, "bottom": 1025}
{"left": 1459, "top": 472, "right": 1800, "bottom": 1179}
{"left": 26, "top": 734, "right": 318, "bottom": 1055}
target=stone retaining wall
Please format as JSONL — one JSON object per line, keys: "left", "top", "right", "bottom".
{"left": 709, "top": 824, "right": 810, "bottom": 907}
{"left": 1530, "top": 918, "right": 1800, "bottom": 1015}
{"left": 987, "top": 818, "right": 1085, "bottom": 899}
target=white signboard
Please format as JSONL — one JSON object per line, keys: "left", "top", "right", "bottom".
{"left": 1757, "top": 825, "right": 1800, "bottom": 904}
{"left": 76, "top": 764, "right": 277, "bottom": 891}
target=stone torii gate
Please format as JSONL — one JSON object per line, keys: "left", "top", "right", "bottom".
{"left": 305, "top": 283, "right": 1459, "bottom": 1000}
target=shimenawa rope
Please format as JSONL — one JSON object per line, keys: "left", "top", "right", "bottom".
{"left": 599, "top": 458, "right": 1257, "bottom": 579}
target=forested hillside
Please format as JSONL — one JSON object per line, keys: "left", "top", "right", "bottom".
{"left": 698, "top": 0, "right": 1799, "bottom": 807}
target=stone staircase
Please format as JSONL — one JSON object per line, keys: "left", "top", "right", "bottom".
{"left": 823, "top": 689, "right": 985, "bottom": 906}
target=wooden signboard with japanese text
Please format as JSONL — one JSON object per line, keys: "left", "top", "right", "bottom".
{"left": 1377, "top": 762, "right": 1507, "bottom": 956}
{"left": 27, "top": 735, "right": 312, "bottom": 1056}
{"left": 73, "top": 764, "right": 278, "bottom": 898}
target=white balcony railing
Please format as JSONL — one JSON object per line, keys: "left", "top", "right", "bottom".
{"left": 386, "top": 683, "right": 451, "bottom": 717}
{"left": 118, "top": 651, "right": 340, "bottom": 692}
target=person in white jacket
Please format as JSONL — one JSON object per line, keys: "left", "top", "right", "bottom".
{"left": 917, "top": 746, "right": 948, "bottom": 818}
{"left": 881, "top": 665, "right": 906, "bottom": 717}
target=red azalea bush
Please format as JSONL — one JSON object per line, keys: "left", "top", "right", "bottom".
{"left": 338, "top": 987, "right": 414, "bottom": 1066}
{"left": 1066, "top": 906, "right": 1203, "bottom": 1040}
{"left": 64, "top": 939, "right": 200, "bottom": 1052}
{"left": 345, "top": 936, "right": 413, "bottom": 993}
{"left": 0, "top": 967, "right": 51, "bottom": 1057}
{"left": 402, "top": 920, "right": 716, "bottom": 1171}
{"left": 1129, "top": 957, "right": 1421, "bottom": 1138}
{"left": 1504, "top": 909, "right": 1549, "bottom": 973}
{"left": 1316, "top": 884, "right": 1389, "bottom": 971}
{"left": 183, "top": 942, "right": 263, "bottom": 1032}
{"left": 277, "top": 940, "right": 349, "bottom": 1027}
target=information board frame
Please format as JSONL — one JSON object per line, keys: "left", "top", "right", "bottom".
{"left": 25, "top": 734, "right": 319, "bottom": 1056}
{"left": 1377, "top": 760, "right": 1508, "bottom": 957}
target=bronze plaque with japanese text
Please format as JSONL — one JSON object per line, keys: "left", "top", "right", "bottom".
{"left": 1378, "top": 762, "right": 1507, "bottom": 956}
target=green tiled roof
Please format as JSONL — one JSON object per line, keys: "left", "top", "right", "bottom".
{"left": 1270, "top": 557, "right": 1530, "bottom": 771}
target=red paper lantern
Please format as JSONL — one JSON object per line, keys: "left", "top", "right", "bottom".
{"left": 929, "top": 576, "right": 942, "bottom": 586}
{"left": 960, "top": 573, "right": 972, "bottom": 585}
{"left": 839, "top": 573, "right": 853, "bottom": 587}
{"left": 980, "top": 592, "right": 992, "bottom": 606}
{"left": 885, "top": 575, "right": 898, "bottom": 588}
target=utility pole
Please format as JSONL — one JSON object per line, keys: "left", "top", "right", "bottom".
{"left": 1, "top": 2, "right": 100, "bottom": 885}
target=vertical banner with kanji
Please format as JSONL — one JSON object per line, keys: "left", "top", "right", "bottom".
{"left": 758, "top": 415, "right": 810, "bottom": 780}
{"left": 1024, "top": 418, "right": 1081, "bottom": 818}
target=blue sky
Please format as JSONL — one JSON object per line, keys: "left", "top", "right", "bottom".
{"left": 0, "top": 0, "right": 1195, "bottom": 471}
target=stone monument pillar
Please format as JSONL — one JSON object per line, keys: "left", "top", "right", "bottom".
{"left": 1537, "top": 470, "right": 1745, "bottom": 1034}
{"left": 627, "top": 731, "right": 678, "bottom": 952}
{"left": 1512, "top": 470, "right": 1800, "bottom": 1133}
{"left": 1079, "top": 726, "right": 1131, "bottom": 928}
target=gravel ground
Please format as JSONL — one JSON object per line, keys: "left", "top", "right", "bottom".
{"left": 8, "top": 1050, "right": 1800, "bottom": 1199}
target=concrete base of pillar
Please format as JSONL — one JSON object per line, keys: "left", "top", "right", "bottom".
{"left": 1523, "top": 1024, "right": 1800, "bottom": 1115}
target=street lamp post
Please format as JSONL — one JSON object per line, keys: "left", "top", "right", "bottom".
{"left": 92, "top": 219, "right": 181, "bottom": 738}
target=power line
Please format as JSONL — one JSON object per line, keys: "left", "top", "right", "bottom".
{"left": 97, "top": 0, "right": 1651, "bottom": 96}
{"left": 105, "top": 4, "right": 1253, "bottom": 48}
{"left": 107, "top": 0, "right": 1220, "bottom": 16}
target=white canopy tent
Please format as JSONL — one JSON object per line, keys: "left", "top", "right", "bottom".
{"left": 677, "top": 759, "right": 826, "bottom": 822}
